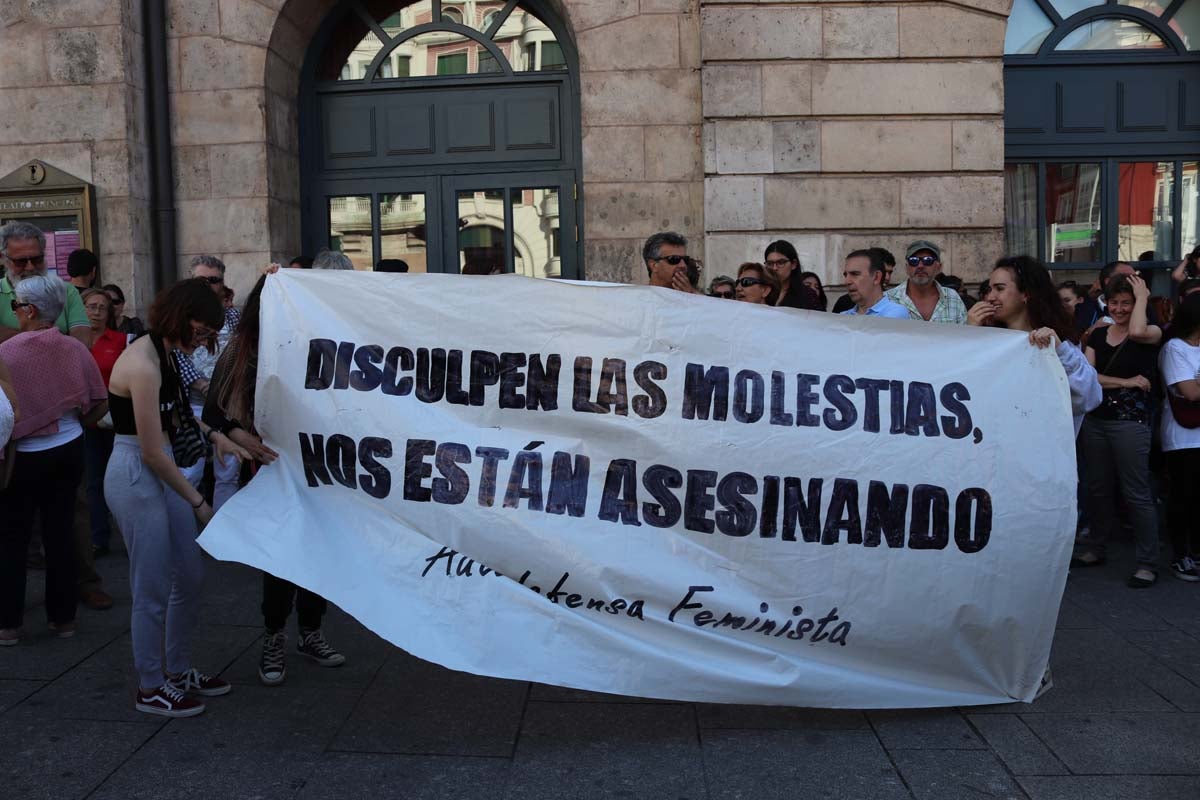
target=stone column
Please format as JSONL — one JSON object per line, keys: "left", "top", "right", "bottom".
{"left": 700, "top": 0, "right": 1009, "bottom": 288}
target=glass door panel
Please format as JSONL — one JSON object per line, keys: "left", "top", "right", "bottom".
{"left": 1045, "top": 163, "right": 1102, "bottom": 263}
{"left": 379, "top": 192, "right": 429, "bottom": 273}
{"left": 1118, "top": 162, "right": 1173, "bottom": 261}
{"left": 511, "top": 187, "right": 561, "bottom": 278}
{"left": 1183, "top": 161, "right": 1199, "bottom": 257}
{"left": 327, "top": 195, "right": 374, "bottom": 270}
{"left": 1004, "top": 163, "right": 1038, "bottom": 257}
{"left": 455, "top": 188, "right": 507, "bottom": 275}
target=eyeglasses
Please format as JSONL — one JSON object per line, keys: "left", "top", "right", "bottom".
{"left": 6, "top": 255, "right": 45, "bottom": 268}
{"left": 907, "top": 255, "right": 937, "bottom": 267}
{"left": 711, "top": 290, "right": 735, "bottom": 299}
{"left": 737, "top": 277, "right": 767, "bottom": 288}
{"left": 655, "top": 255, "right": 689, "bottom": 266}
{"left": 9, "top": 300, "right": 32, "bottom": 312}
{"left": 199, "top": 275, "right": 224, "bottom": 285}
{"left": 764, "top": 258, "right": 792, "bottom": 268}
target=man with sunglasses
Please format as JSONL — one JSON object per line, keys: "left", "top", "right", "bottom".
{"left": 0, "top": 222, "right": 92, "bottom": 347}
{"left": 642, "top": 231, "right": 698, "bottom": 294}
{"left": 885, "top": 240, "right": 966, "bottom": 324}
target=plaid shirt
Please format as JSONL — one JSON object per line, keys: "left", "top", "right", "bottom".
{"left": 885, "top": 282, "right": 967, "bottom": 324}
{"left": 174, "top": 307, "right": 241, "bottom": 396}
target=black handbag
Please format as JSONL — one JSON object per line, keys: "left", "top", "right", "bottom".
{"left": 151, "top": 336, "right": 207, "bottom": 469}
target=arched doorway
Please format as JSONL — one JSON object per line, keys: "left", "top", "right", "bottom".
{"left": 299, "top": 0, "right": 581, "bottom": 278}
{"left": 1002, "top": 0, "right": 1200, "bottom": 269}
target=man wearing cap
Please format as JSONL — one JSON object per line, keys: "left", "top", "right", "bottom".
{"left": 885, "top": 240, "right": 966, "bottom": 324}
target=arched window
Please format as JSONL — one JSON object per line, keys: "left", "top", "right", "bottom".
{"left": 1003, "top": 0, "right": 1199, "bottom": 267}
{"left": 301, "top": 1, "right": 582, "bottom": 278}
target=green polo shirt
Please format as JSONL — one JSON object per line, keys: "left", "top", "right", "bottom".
{"left": 0, "top": 275, "right": 89, "bottom": 334}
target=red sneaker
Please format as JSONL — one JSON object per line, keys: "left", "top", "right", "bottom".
{"left": 166, "top": 668, "right": 232, "bottom": 697}
{"left": 135, "top": 684, "right": 205, "bottom": 718}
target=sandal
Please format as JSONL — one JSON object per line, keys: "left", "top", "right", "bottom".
{"left": 1126, "top": 569, "right": 1157, "bottom": 589}
{"left": 1069, "top": 553, "right": 1106, "bottom": 568}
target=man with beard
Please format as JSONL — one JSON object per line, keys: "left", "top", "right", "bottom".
{"left": 0, "top": 222, "right": 91, "bottom": 346}
{"left": 885, "top": 240, "right": 966, "bottom": 324}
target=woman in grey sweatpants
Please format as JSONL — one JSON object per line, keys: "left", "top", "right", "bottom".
{"left": 104, "top": 279, "right": 249, "bottom": 718}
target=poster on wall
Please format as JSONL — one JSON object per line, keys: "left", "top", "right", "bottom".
{"left": 199, "top": 271, "right": 1078, "bottom": 709}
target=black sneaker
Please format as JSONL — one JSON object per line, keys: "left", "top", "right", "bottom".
{"left": 259, "top": 630, "right": 287, "bottom": 686}
{"left": 297, "top": 629, "right": 346, "bottom": 667}
{"left": 1169, "top": 557, "right": 1200, "bottom": 583}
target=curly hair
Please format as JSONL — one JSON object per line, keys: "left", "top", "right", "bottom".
{"left": 993, "top": 256, "right": 1076, "bottom": 343}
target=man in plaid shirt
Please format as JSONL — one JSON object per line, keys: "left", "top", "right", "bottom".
{"left": 885, "top": 240, "right": 967, "bottom": 324}
{"left": 176, "top": 256, "right": 243, "bottom": 509}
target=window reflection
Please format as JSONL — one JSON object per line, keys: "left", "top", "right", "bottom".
{"left": 1119, "top": 0, "right": 1169, "bottom": 15}
{"left": 1172, "top": 0, "right": 1200, "bottom": 50}
{"left": 1118, "top": 163, "right": 1173, "bottom": 261}
{"left": 379, "top": 193, "right": 428, "bottom": 273}
{"left": 1183, "top": 162, "right": 1199, "bottom": 256}
{"left": 328, "top": 195, "right": 375, "bottom": 270}
{"left": 1055, "top": 18, "right": 1168, "bottom": 49}
{"left": 1004, "top": 0, "right": 1055, "bottom": 54}
{"left": 1050, "top": 0, "right": 1104, "bottom": 19}
{"left": 512, "top": 187, "right": 560, "bottom": 278}
{"left": 1005, "top": 164, "right": 1038, "bottom": 256}
{"left": 318, "top": 1, "right": 566, "bottom": 81}
{"left": 1045, "top": 164, "right": 1102, "bottom": 263}
{"left": 457, "top": 190, "right": 506, "bottom": 275}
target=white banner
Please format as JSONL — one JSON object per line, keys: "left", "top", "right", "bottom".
{"left": 199, "top": 270, "right": 1077, "bottom": 708}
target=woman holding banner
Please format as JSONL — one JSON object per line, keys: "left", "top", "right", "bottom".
{"left": 205, "top": 273, "right": 346, "bottom": 687}
{"left": 105, "top": 279, "right": 249, "bottom": 717}
{"left": 967, "top": 256, "right": 1101, "bottom": 437}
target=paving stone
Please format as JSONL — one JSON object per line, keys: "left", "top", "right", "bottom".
{"left": 0, "top": 714, "right": 160, "bottom": 800}
{"left": 1122, "top": 629, "right": 1200, "bottom": 685}
{"left": 1022, "top": 713, "right": 1200, "bottom": 774}
{"left": 0, "top": 678, "right": 45, "bottom": 713}
{"left": 296, "top": 752, "right": 512, "bottom": 800}
{"left": 529, "top": 683, "right": 675, "bottom": 703}
{"left": 1054, "top": 598, "right": 1104, "bottom": 630}
{"left": 697, "top": 703, "right": 868, "bottom": 730}
{"left": 1018, "top": 775, "right": 1200, "bottom": 800}
{"left": 92, "top": 746, "right": 317, "bottom": 800}
{"left": 504, "top": 702, "right": 704, "bottom": 800}
{"left": 704, "top": 729, "right": 908, "bottom": 800}
{"left": 893, "top": 749, "right": 1024, "bottom": 800}
{"left": 331, "top": 651, "right": 527, "bottom": 757}
{"left": 0, "top": 623, "right": 128, "bottom": 681}
{"left": 966, "top": 714, "right": 1067, "bottom": 775}
{"left": 868, "top": 709, "right": 984, "bottom": 749}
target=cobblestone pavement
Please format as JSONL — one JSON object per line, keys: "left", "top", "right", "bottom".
{"left": 2, "top": 539, "right": 1198, "bottom": 800}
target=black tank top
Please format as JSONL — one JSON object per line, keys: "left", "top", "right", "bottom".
{"left": 108, "top": 333, "right": 183, "bottom": 435}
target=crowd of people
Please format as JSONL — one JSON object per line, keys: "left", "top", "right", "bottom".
{"left": 0, "top": 217, "right": 1197, "bottom": 719}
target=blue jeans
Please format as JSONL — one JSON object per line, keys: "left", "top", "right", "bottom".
{"left": 85, "top": 427, "right": 115, "bottom": 549}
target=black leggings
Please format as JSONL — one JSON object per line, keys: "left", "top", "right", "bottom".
{"left": 1165, "top": 447, "right": 1200, "bottom": 560}
{"left": 261, "top": 572, "right": 327, "bottom": 632}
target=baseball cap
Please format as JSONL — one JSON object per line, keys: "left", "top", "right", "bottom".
{"left": 906, "top": 240, "right": 941, "bottom": 260}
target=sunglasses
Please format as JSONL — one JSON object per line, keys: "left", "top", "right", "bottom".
{"left": 7, "top": 255, "right": 45, "bottom": 268}
{"left": 9, "top": 300, "right": 32, "bottom": 312}
{"left": 907, "top": 255, "right": 937, "bottom": 267}
{"left": 737, "top": 277, "right": 767, "bottom": 288}
{"left": 656, "top": 255, "right": 690, "bottom": 266}
{"left": 711, "top": 290, "right": 735, "bottom": 299}
{"left": 199, "top": 275, "right": 224, "bottom": 285}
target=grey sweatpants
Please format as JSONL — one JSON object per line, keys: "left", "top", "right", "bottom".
{"left": 104, "top": 435, "right": 204, "bottom": 689}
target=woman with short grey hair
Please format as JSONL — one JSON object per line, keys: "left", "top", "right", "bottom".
{"left": 0, "top": 274, "right": 108, "bottom": 646}
{"left": 312, "top": 249, "right": 354, "bottom": 271}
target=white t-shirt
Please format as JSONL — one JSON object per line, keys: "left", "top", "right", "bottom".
{"left": 16, "top": 409, "right": 83, "bottom": 453}
{"left": 1159, "top": 338, "right": 1200, "bottom": 452}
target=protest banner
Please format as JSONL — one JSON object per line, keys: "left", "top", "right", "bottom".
{"left": 199, "top": 270, "right": 1077, "bottom": 708}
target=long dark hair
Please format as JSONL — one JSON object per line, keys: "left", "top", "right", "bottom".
{"left": 796, "top": 271, "right": 828, "bottom": 311}
{"left": 214, "top": 274, "right": 266, "bottom": 427}
{"left": 1166, "top": 293, "right": 1200, "bottom": 343}
{"left": 993, "top": 256, "right": 1076, "bottom": 343}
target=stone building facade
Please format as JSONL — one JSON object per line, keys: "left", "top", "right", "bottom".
{"left": 0, "top": 0, "right": 1030, "bottom": 309}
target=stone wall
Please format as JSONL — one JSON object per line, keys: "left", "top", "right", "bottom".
{"left": 700, "top": 0, "right": 1009, "bottom": 288}
{"left": 0, "top": 0, "right": 153, "bottom": 311}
